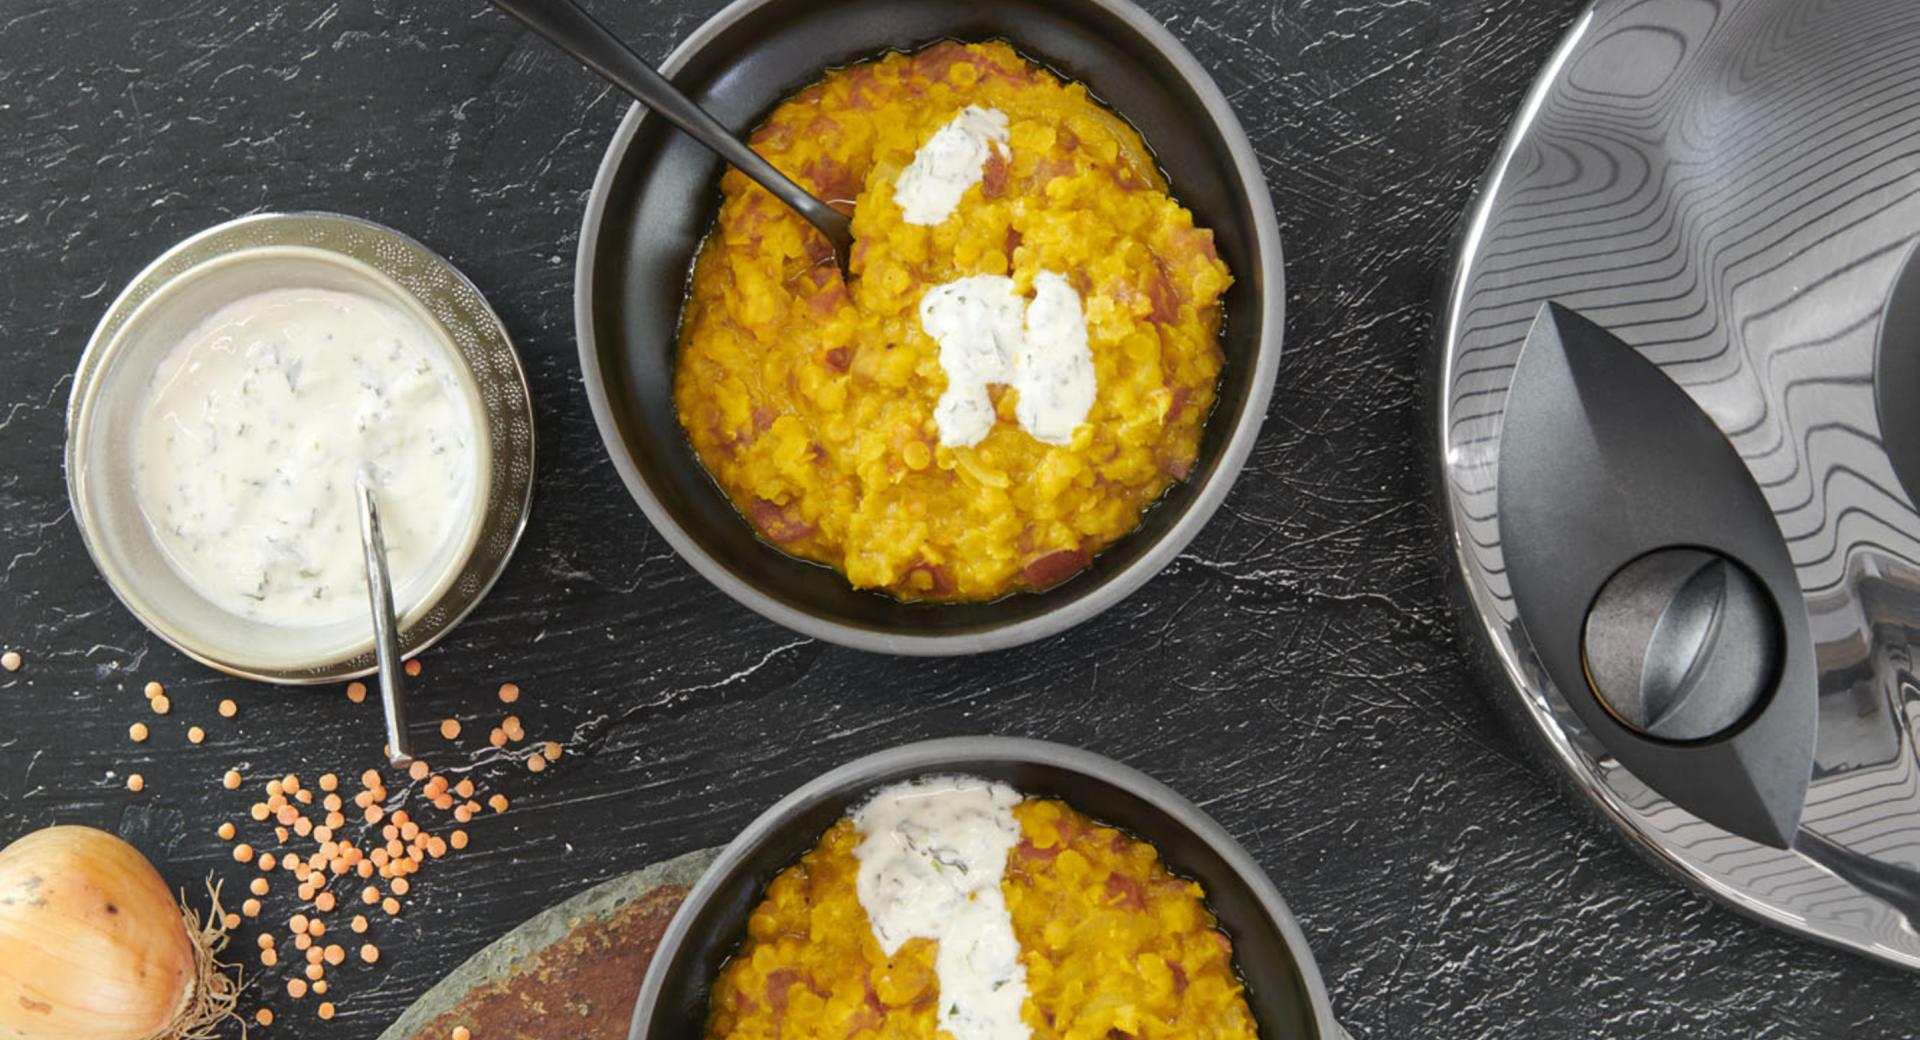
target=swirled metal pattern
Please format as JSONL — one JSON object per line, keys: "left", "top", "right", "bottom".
{"left": 1439, "top": 0, "right": 1920, "bottom": 966}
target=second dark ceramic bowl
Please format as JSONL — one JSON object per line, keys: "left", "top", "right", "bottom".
{"left": 575, "top": 0, "right": 1283, "bottom": 654}
{"left": 628, "top": 737, "right": 1339, "bottom": 1039}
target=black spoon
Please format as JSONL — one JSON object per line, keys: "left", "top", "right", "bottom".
{"left": 490, "top": 0, "right": 855, "bottom": 273}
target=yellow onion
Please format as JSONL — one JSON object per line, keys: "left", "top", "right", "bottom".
{"left": 0, "top": 826, "right": 237, "bottom": 1040}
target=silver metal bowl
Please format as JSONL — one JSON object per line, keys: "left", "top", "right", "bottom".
{"left": 66, "top": 212, "right": 536, "bottom": 683}
{"left": 629, "top": 737, "right": 1341, "bottom": 1039}
{"left": 574, "top": 0, "right": 1284, "bottom": 655}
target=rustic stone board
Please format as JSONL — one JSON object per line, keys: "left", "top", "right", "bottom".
{"left": 380, "top": 846, "right": 719, "bottom": 1040}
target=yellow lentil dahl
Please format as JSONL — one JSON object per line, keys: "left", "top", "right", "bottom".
{"left": 675, "top": 41, "right": 1230, "bottom": 601}
{"left": 707, "top": 798, "right": 1258, "bottom": 1039}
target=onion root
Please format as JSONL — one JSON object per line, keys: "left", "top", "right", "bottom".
{"left": 142, "top": 877, "right": 242, "bottom": 1040}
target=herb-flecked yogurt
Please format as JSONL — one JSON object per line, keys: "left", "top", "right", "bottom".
{"left": 853, "top": 775, "right": 1030, "bottom": 1040}
{"left": 133, "top": 287, "right": 483, "bottom": 628}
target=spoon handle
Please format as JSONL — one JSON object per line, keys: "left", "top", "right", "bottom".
{"left": 491, "top": 0, "right": 853, "bottom": 245}
{"left": 354, "top": 472, "right": 413, "bottom": 766}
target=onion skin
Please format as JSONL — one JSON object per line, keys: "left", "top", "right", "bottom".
{"left": 0, "top": 826, "right": 193, "bottom": 1040}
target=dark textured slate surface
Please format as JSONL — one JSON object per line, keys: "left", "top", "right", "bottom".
{"left": 0, "top": 0, "right": 1912, "bottom": 1037}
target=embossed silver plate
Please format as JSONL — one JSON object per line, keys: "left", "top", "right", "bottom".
{"left": 1438, "top": 0, "right": 1920, "bottom": 968}
{"left": 66, "top": 212, "right": 536, "bottom": 684}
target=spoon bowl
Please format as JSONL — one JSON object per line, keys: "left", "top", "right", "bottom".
{"left": 572, "top": 0, "right": 1284, "bottom": 653}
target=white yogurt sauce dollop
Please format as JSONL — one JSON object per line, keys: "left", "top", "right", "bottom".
{"left": 134, "top": 287, "right": 482, "bottom": 628}
{"left": 894, "top": 105, "right": 1010, "bottom": 225}
{"left": 920, "top": 272, "right": 1096, "bottom": 448}
{"left": 853, "top": 776, "right": 1030, "bottom": 1040}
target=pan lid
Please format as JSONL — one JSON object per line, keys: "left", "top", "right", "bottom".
{"left": 1436, "top": 0, "right": 1920, "bottom": 968}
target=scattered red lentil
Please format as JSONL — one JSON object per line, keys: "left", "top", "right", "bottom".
{"left": 150, "top": 696, "right": 170, "bottom": 715}
{"left": 256, "top": 1008, "right": 274, "bottom": 1027}
{"left": 202, "top": 674, "right": 543, "bottom": 1026}
{"left": 242, "top": 898, "right": 262, "bottom": 917}
{"left": 128, "top": 722, "right": 148, "bottom": 743}
{"left": 143, "top": 680, "right": 163, "bottom": 699}
{"left": 346, "top": 681, "right": 367, "bottom": 703}
{"left": 0, "top": 651, "right": 19, "bottom": 673}
{"left": 544, "top": 741, "right": 562, "bottom": 761}
{"left": 188, "top": 725, "right": 206, "bottom": 744}
{"left": 125, "top": 774, "right": 145, "bottom": 792}
{"left": 453, "top": 1027, "right": 471, "bottom": 1040}
{"left": 218, "top": 821, "right": 237, "bottom": 841}
{"left": 403, "top": 658, "right": 421, "bottom": 677}
{"left": 219, "top": 698, "right": 238, "bottom": 718}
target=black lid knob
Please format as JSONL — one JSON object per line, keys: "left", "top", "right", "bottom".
{"left": 1582, "top": 548, "right": 1780, "bottom": 742}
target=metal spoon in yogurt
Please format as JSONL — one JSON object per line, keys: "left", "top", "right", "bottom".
{"left": 354, "top": 466, "right": 414, "bottom": 766}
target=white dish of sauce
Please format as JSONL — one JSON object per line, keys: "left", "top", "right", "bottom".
{"left": 135, "top": 286, "right": 484, "bottom": 628}
{"left": 67, "top": 213, "right": 533, "bottom": 681}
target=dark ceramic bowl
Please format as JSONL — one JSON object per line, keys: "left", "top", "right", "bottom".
{"left": 575, "top": 0, "right": 1283, "bottom": 654}
{"left": 628, "top": 737, "right": 1338, "bottom": 1039}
